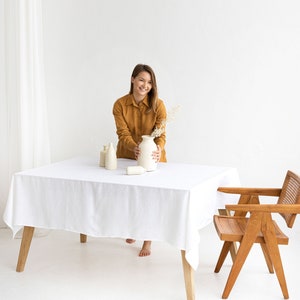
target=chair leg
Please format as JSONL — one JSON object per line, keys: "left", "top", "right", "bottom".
{"left": 222, "top": 213, "right": 262, "bottom": 299}
{"left": 260, "top": 243, "right": 274, "bottom": 273}
{"left": 262, "top": 214, "right": 289, "bottom": 299}
{"left": 214, "top": 241, "right": 232, "bottom": 273}
{"left": 218, "top": 209, "right": 237, "bottom": 262}
{"left": 80, "top": 234, "right": 87, "bottom": 243}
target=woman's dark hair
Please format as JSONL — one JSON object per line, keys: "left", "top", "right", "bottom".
{"left": 129, "top": 64, "right": 158, "bottom": 112}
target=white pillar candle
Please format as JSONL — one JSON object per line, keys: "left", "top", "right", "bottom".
{"left": 126, "top": 166, "right": 146, "bottom": 175}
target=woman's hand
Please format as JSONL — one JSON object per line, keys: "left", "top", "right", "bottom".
{"left": 133, "top": 146, "right": 140, "bottom": 160}
{"left": 134, "top": 144, "right": 161, "bottom": 162}
{"left": 152, "top": 145, "right": 161, "bottom": 162}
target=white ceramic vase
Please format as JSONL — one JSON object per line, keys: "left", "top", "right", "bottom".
{"left": 99, "top": 145, "right": 107, "bottom": 167}
{"left": 137, "top": 135, "right": 157, "bottom": 171}
{"left": 105, "top": 142, "right": 117, "bottom": 170}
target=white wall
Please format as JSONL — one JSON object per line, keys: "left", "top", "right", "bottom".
{"left": 42, "top": 0, "right": 300, "bottom": 186}
{"left": 0, "top": 0, "right": 7, "bottom": 221}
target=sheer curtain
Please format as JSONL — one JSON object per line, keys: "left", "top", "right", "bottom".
{"left": 0, "top": 0, "right": 50, "bottom": 227}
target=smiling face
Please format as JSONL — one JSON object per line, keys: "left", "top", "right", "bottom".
{"left": 131, "top": 71, "right": 152, "bottom": 103}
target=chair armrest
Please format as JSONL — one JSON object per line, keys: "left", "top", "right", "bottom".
{"left": 217, "top": 187, "right": 282, "bottom": 197}
{"left": 225, "top": 204, "right": 300, "bottom": 214}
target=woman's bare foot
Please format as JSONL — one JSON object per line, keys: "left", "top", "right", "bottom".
{"left": 139, "top": 241, "right": 151, "bottom": 257}
{"left": 126, "top": 238, "right": 136, "bottom": 244}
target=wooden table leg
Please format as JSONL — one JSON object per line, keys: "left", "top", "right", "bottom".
{"left": 80, "top": 233, "right": 87, "bottom": 243}
{"left": 16, "top": 226, "right": 35, "bottom": 272}
{"left": 181, "top": 250, "right": 195, "bottom": 300}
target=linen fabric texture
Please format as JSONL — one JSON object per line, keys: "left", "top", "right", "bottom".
{"left": 113, "top": 94, "right": 167, "bottom": 161}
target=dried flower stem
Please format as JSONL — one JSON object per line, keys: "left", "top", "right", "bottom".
{"left": 151, "top": 105, "right": 180, "bottom": 138}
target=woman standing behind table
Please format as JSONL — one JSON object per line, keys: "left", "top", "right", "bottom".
{"left": 112, "top": 64, "right": 167, "bottom": 257}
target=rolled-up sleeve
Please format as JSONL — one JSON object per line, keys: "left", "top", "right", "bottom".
{"left": 113, "top": 99, "right": 137, "bottom": 152}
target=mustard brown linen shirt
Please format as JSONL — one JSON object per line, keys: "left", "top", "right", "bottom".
{"left": 113, "top": 94, "right": 167, "bottom": 162}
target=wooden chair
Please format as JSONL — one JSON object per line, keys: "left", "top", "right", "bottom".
{"left": 213, "top": 170, "right": 300, "bottom": 299}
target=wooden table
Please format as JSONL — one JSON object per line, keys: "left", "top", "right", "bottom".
{"left": 3, "top": 157, "right": 240, "bottom": 299}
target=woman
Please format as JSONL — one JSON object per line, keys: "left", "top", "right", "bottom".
{"left": 113, "top": 64, "right": 167, "bottom": 257}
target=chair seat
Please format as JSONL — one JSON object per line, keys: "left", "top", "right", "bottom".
{"left": 214, "top": 215, "right": 289, "bottom": 245}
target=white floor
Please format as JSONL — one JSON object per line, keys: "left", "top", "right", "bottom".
{"left": 1, "top": 221, "right": 300, "bottom": 300}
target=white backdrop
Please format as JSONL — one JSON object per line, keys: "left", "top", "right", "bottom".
{"left": 42, "top": 0, "right": 300, "bottom": 186}
{"left": 2, "top": 0, "right": 300, "bottom": 225}
{"left": 0, "top": 0, "right": 50, "bottom": 227}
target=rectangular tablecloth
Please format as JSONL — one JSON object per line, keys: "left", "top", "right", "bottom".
{"left": 3, "top": 157, "right": 240, "bottom": 270}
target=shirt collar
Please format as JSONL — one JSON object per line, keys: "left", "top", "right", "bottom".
{"left": 126, "top": 94, "right": 149, "bottom": 107}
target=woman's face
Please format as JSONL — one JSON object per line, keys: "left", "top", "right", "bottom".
{"left": 131, "top": 71, "right": 152, "bottom": 99}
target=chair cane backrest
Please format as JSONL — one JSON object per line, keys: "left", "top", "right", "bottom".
{"left": 277, "top": 170, "right": 300, "bottom": 228}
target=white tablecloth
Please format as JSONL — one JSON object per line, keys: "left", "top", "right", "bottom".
{"left": 3, "top": 157, "right": 240, "bottom": 270}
